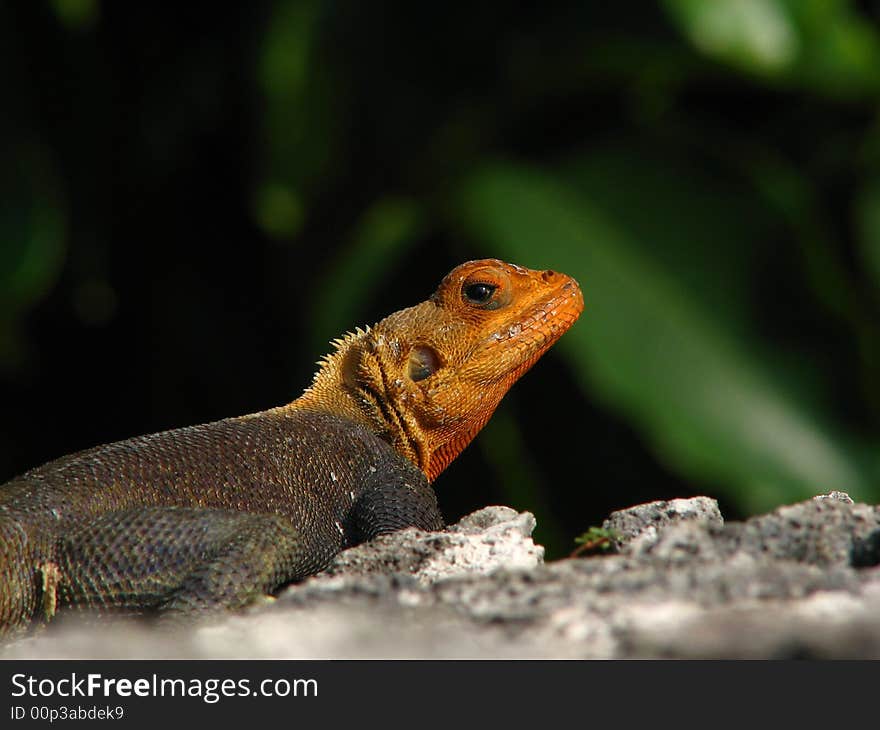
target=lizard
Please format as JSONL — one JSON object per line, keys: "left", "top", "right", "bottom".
{"left": 0, "top": 258, "right": 583, "bottom": 638}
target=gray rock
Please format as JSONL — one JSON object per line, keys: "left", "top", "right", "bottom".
{"left": 719, "top": 498, "right": 880, "bottom": 567}
{"left": 5, "top": 495, "right": 880, "bottom": 659}
{"left": 603, "top": 496, "right": 723, "bottom": 549}
{"left": 319, "top": 505, "right": 543, "bottom": 584}
{"left": 814, "top": 491, "right": 855, "bottom": 504}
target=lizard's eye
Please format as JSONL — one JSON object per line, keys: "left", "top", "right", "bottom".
{"left": 408, "top": 345, "right": 441, "bottom": 382}
{"left": 458, "top": 268, "right": 511, "bottom": 310}
{"left": 463, "top": 282, "right": 497, "bottom": 305}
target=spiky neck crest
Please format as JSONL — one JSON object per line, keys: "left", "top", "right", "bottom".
{"left": 292, "top": 321, "right": 429, "bottom": 473}
{"left": 295, "top": 326, "right": 375, "bottom": 425}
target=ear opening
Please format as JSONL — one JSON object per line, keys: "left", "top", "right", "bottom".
{"left": 408, "top": 345, "right": 442, "bottom": 382}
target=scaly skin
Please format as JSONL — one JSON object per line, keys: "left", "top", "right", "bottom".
{"left": 0, "top": 259, "right": 583, "bottom": 637}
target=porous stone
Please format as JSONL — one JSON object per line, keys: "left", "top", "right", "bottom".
{"left": 5, "top": 495, "right": 880, "bottom": 659}
{"left": 603, "top": 496, "right": 723, "bottom": 548}
{"left": 318, "top": 505, "right": 543, "bottom": 583}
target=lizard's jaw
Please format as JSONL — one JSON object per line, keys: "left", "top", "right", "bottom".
{"left": 477, "top": 275, "right": 583, "bottom": 385}
{"left": 419, "top": 271, "right": 584, "bottom": 481}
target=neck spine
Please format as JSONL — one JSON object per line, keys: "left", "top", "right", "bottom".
{"left": 289, "top": 327, "right": 426, "bottom": 472}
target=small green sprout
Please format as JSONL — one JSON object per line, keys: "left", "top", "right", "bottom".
{"left": 570, "top": 527, "right": 620, "bottom": 557}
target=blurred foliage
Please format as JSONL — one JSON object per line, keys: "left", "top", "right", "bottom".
{"left": 2, "top": 1, "right": 880, "bottom": 556}
{"left": 0, "top": 143, "right": 66, "bottom": 372}
{"left": 665, "top": 0, "right": 880, "bottom": 94}
{"left": 460, "top": 158, "right": 871, "bottom": 513}
{"left": 309, "top": 197, "right": 424, "bottom": 354}
{"left": 49, "top": 0, "right": 96, "bottom": 31}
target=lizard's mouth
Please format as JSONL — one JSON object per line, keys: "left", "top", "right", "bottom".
{"left": 486, "top": 277, "right": 583, "bottom": 346}
{"left": 477, "top": 275, "right": 583, "bottom": 383}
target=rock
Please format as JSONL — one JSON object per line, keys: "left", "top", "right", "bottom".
{"left": 814, "top": 491, "right": 855, "bottom": 504}
{"left": 719, "top": 498, "right": 880, "bottom": 567}
{"left": 603, "top": 496, "right": 723, "bottom": 545}
{"left": 4, "top": 495, "right": 880, "bottom": 659}
{"left": 319, "top": 505, "right": 543, "bottom": 584}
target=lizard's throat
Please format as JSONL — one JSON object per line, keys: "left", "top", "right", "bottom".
{"left": 355, "top": 378, "right": 429, "bottom": 476}
{"left": 358, "top": 378, "right": 496, "bottom": 483}
{"left": 422, "top": 415, "right": 492, "bottom": 483}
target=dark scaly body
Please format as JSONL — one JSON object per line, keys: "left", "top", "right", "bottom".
{"left": 0, "top": 410, "right": 439, "bottom": 636}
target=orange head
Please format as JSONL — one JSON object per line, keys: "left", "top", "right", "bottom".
{"left": 299, "top": 259, "right": 584, "bottom": 481}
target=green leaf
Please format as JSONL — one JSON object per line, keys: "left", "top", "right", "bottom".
{"left": 50, "top": 0, "right": 98, "bottom": 31}
{"left": 573, "top": 527, "right": 619, "bottom": 546}
{"left": 664, "top": 0, "right": 799, "bottom": 75}
{"left": 256, "top": 0, "right": 340, "bottom": 202}
{"left": 664, "top": 0, "right": 880, "bottom": 96}
{"left": 458, "top": 161, "right": 873, "bottom": 512}
{"left": 308, "top": 197, "right": 424, "bottom": 351}
{"left": 0, "top": 143, "right": 66, "bottom": 371}
{"left": 252, "top": 183, "right": 305, "bottom": 239}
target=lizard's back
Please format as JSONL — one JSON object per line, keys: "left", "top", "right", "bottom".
{"left": 0, "top": 409, "right": 440, "bottom": 636}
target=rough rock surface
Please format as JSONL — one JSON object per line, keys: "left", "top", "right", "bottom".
{"left": 4, "top": 496, "right": 880, "bottom": 659}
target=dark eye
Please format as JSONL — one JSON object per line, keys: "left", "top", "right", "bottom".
{"left": 463, "top": 282, "right": 496, "bottom": 304}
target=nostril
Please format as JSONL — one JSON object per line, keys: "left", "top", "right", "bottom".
{"left": 541, "top": 270, "right": 557, "bottom": 282}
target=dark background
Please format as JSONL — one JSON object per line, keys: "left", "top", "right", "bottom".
{"left": 2, "top": 1, "right": 880, "bottom": 557}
